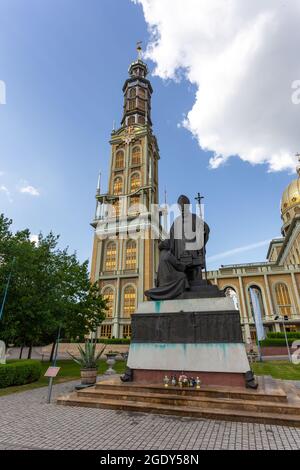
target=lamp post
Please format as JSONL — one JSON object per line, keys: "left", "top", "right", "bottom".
{"left": 274, "top": 314, "right": 292, "bottom": 362}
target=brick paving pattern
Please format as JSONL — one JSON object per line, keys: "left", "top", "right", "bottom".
{"left": 0, "top": 379, "right": 300, "bottom": 450}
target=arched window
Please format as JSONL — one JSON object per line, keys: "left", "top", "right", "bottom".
{"left": 138, "top": 116, "right": 145, "bottom": 125}
{"left": 129, "top": 88, "right": 136, "bottom": 98}
{"left": 224, "top": 287, "right": 239, "bottom": 310}
{"left": 132, "top": 146, "right": 141, "bottom": 165}
{"left": 115, "top": 150, "right": 124, "bottom": 169}
{"left": 275, "top": 283, "right": 292, "bottom": 317}
{"left": 248, "top": 285, "right": 266, "bottom": 321}
{"left": 138, "top": 88, "right": 146, "bottom": 98}
{"left": 123, "top": 285, "right": 136, "bottom": 317}
{"left": 128, "top": 195, "right": 140, "bottom": 215}
{"left": 102, "top": 287, "right": 114, "bottom": 318}
{"left": 113, "top": 177, "right": 123, "bottom": 195}
{"left": 125, "top": 240, "right": 137, "bottom": 270}
{"left": 105, "top": 242, "right": 117, "bottom": 271}
{"left": 128, "top": 116, "right": 135, "bottom": 126}
{"left": 130, "top": 172, "right": 141, "bottom": 192}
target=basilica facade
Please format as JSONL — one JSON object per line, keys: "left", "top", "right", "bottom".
{"left": 207, "top": 167, "right": 300, "bottom": 342}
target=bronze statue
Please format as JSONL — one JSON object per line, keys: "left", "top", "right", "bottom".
{"left": 145, "top": 195, "right": 210, "bottom": 300}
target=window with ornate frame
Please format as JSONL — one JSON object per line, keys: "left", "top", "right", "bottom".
{"left": 275, "top": 283, "right": 292, "bottom": 317}
{"left": 131, "top": 146, "right": 142, "bottom": 166}
{"left": 115, "top": 150, "right": 124, "bottom": 169}
{"left": 123, "top": 285, "right": 136, "bottom": 317}
{"left": 100, "top": 324, "right": 112, "bottom": 339}
{"left": 130, "top": 172, "right": 141, "bottom": 192}
{"left": 105, "top": 242, "right": 117, "bottom": 271}
{"left": 125, "top": 240, "right": 137, "bottom": 270}
{"left": 102, "top": 287, "right": 114, "bottom": 318}
{"left": 123, "top": 325, "right": 132, "bottom": 338}
{"left": 113, "top": 177, "right": 123, "bottom": 195}
{"left": 129, "top": 88, "right": 136, "bottom": 98}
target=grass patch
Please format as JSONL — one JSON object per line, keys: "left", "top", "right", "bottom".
{"left": 0, "top": 359, "right": 126, "bottom": 397}
{"left": 252, "top": 361, "right": 300, "bottom": 381}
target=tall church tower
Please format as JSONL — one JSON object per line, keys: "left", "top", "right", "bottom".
{"left": 90, "top": 54, "right": 160, "bottom": 339}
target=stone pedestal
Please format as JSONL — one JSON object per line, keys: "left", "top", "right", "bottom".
{"left": 127, "top": 296, "right": 252, "bottom": 388}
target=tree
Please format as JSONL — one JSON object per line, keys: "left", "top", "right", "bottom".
{"left": 0, "top": 214, "right": 107, "bottom": 359}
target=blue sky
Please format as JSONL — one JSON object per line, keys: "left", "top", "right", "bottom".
{"left": 0, "top": 0, "right": 294, "bottom": 270}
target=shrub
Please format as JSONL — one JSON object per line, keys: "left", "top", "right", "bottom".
{"left": 0, "top": 360, "right": 42, "bottom": 388}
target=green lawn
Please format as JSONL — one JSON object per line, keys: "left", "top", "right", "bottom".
{"left": 252, "top": 361, "right": 300, "bottom": 380}
{"left": 0, "top": 359, "right": 126, "bottom": 397}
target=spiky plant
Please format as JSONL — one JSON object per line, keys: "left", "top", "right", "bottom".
{"left": 68, "top": 341, "right": 105, "bottom": 369}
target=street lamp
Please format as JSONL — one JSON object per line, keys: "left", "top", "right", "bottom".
{"left": 274, "top": 314, "right": 292, "bottom": 362}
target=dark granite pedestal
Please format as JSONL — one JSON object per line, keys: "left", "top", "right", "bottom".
{"left": 126, "top": 284, "right": 255, "bottom": 388}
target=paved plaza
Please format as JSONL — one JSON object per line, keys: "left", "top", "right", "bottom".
{"left": 0, "top": 378, "right": 300, "bottom": 450}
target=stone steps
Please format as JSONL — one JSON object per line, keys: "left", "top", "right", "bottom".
{"left": 57, "top": 392, "right": 300, "bottom": 427}
{"left": 56, "top": 377, "right": 300, "bottom": 427}
{"left": 95, "top": 381, "right": 287, "bottom": 403}
{"left": 75, "top": 387, "right": 298, "bottom": 415}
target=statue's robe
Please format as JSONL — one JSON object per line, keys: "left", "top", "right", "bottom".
{"left": 169, "top": 212, "right": 209, "bottom": 270}
{"left": 145, "top": 248, "right": 189, "bottom": 300}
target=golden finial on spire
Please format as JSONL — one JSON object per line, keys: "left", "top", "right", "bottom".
{"left": 296, "top": 152, "right": 300, "bottom": 177}
{"left": 136, "top": 41, "right": 143, "bottom": 60}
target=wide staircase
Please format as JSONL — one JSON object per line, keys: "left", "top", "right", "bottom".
{"left": 57, "top": 376, "right": 300, "bottom": 427}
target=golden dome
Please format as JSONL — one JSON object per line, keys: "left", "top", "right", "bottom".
{"left": 281, "top": 178, "right": 300, "bottom": 215}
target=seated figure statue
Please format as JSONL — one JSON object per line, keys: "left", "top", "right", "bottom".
{"left": 145, "top": 239, "right": 189, "bottom": 301}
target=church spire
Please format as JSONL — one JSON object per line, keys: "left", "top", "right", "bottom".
{"left": 121, "top": 46, "right": 153, "bottom": 128}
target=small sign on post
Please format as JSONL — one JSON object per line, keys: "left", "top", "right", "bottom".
{"left": 44, "top": 366, "right": 60, "bottom": 378}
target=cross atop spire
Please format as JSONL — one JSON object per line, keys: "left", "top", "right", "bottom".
{"left": 136, "top": 41, "right": 143, "bottom": 60}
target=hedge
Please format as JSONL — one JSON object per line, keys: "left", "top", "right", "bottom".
{"left": 0, "top": 360, "right": 42, "bottom": 389}
{"left": 97, "top": 338, "right": 131, "bottom": 345}
{"left": 267, "top": 332, "right": 300, "bottom": 339}
{"left": 260, "top": 338, "right": 300, "bottom": 347}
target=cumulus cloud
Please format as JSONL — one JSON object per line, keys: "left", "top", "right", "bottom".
{"left": 135, "top": 0, "right": 300, "bottom": 172}
{"left": 19, "top": 184, "right": 40, "bottom": 197}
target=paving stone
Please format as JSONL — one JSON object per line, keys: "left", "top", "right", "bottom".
{"left": 0, "top": 378, "right": 299, "bottom": 450}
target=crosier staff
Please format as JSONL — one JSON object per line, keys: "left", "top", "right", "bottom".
{"left": 195, "top": 193, "right": 207, "bottom": 282}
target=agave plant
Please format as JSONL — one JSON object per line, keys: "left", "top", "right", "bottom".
{"left": 68, "top": 341, "right": 105, "bottom": 369}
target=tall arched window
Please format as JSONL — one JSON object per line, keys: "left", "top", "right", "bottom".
{"left": 105, "top": 242, "right": 117, "bottom": 271}
{"left": 128, "top": 116, "right": 135, "bottom": 125}
{"left": 275, "top": 283, "right": 292, "bottom": 317}
{"left": 115, "top": 150, "right": 124, "bottom": 169}
{"left": 224, "top": 287, "right": 239, "bottom": 310}
{"left": 248, "top": 285, "right": 266, "bottom": 321}
{"left": 113, "top": 177, "right": 123, "bottom": 195}
{"left": 129, "top": 88, "right": 136, "bottom": 98}
{"left": 102, "top": 287, "right": 114, "bottom": 318}
{"left": 112, "top": 199, "right": 120, "bottom": 217}
{"left": 123, "top": 285, "right": 136, "bottom": 317}
{"left": 125, "top": 240, "right": 137, "bottom": 270}
{"left": 130, "top": 172, "right": 141, "bottom": 192}
{"left": 132, "top": 146, "right": 141, "bottom": 165}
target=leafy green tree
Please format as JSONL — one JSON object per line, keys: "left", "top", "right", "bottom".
{"left": 0, "top": 214, "right": 106, "bottom": 359}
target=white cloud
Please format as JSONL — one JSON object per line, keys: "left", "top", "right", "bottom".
{"left": 19, "top": 185, "right": 40, "bottom": 197}
{"left": 135, "top": 0, "right": 300, "bottom": 172}
{"left": 0, "top": 185, "right": 13, "bottom": 203}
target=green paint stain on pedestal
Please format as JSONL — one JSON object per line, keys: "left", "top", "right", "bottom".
{"left": 154, "top": 301, "right": 161, "bottom": 313}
